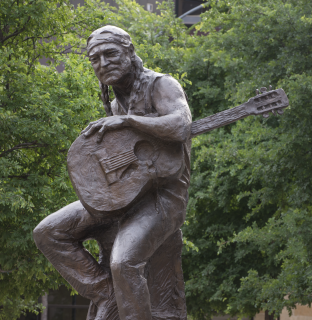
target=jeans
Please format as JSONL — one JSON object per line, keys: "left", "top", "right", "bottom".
{"left": 33, "top": 179, "right": 188, "bottom": 320}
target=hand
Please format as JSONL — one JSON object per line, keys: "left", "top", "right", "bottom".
{"left": 81, "top": 116, "right": 128, "bottom": 143}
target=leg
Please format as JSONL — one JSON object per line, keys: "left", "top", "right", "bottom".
{"left": 33, "top": 200, "right": 116, "bottom": 305}
{"left": 88, "top": 221, "right": 120, "bottom": 320}
{"left": 110, "top": 189, "right": 185, "bottom": 320}
{"left": 146, "top": 229, "right": 187, "bottom": 320}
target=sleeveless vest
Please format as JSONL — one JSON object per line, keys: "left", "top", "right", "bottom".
{"left": 110, "top": 68, "right": 191, "bottom": 188}
{"left": 111, "top": 68, "right": 163, "bottom": 117}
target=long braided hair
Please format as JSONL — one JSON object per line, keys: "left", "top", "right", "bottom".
{"left": 99, "top": 81, "right": 113, "bottom": 117}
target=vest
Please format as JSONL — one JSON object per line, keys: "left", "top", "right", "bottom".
{"left": 110, "top": 67, "right": 191, "bottom": 188}
{"left": 111, "top": 68, "right": 163, "bottom": 117}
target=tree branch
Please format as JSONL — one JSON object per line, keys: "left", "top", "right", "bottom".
{"left": 22, "top": 32, "right": 68, "bottom": 43}
{"left": 0, "top": 141, "right": 49, "bottom": 157}
{"left": 3, "top": 174, "right": 31, "bottom": 179}
{"left": 0, "top": 268, "right": 17, "bottom": 273}
{"left": 0, "top": 16, "right": 31, "bottom": 44}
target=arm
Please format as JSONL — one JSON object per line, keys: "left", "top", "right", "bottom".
{"left": 127, "top": 76, "right": 192, "bottom": 142}
{"left": 82, "top": 76, "right": 192, "bottom": 143}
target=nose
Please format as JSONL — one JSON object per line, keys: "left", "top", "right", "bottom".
{"left": 100, "top": 55, "right": 110, "bottom": 67}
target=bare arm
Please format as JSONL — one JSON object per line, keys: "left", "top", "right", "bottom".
{"left": 126, "top": 76, "right": 192, "bottom": 142}
{"left": 82, "top": 76, "right": 192, "bottom": 143}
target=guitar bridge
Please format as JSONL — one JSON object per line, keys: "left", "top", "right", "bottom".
{"left": 94, "top": 148, "right": 138, "bottom": 185}
{"left": 99, "top": 149, "right": 138, "bottom": 174}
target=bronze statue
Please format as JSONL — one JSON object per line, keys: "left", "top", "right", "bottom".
{"left": 33, "top": 25, "right": 288, "bottom": 320}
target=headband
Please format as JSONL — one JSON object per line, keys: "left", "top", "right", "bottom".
{"left": 87, "top": 27, "right": 132, "bottom": 54}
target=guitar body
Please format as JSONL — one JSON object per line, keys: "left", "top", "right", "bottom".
{"left": 67, "top": 128, "right": 184, "bottom": 215}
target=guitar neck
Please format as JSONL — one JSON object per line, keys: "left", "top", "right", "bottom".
{"left": 190, "top": 102, "right": 249, "bottom": 139}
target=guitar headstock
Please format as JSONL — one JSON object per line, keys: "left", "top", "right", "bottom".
{"left": 246, "top": 86, "right": 289, "bottom": 118}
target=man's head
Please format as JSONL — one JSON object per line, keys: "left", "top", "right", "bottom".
{"left": 87, "top": 26, "right": 142, "bottom": 85}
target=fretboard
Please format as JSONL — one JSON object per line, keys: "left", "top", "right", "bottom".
{"left": 190, "top": 103, "right": 249, "bottom": 138}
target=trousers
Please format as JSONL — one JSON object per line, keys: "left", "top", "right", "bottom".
{"left": 33, "top": 179, "right": 188, "bottom": 320}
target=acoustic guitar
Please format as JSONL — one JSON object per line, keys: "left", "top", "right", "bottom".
{"left": 67, "top": 87, "right": 289, "bottom": 215}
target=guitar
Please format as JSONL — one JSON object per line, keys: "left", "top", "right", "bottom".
{"left": 67, "top": 87, "right": 289, "bottom": 215}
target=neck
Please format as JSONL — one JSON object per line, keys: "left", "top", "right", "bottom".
{"left": 112, "top": 72, "right": 135, "bottom": 95}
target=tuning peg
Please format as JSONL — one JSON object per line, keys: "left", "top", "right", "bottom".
{"left": 263, "top": 112, "right": 270, "bottom": 118}
{"left": 260, "top": 87, "right": 267, "bottom": 93}
{"left": 277, "top": 109, "right": 284, "bottom": 115}
{"left": 269, "top": 85, "right": 272, "bottom": 91}
{"left": 256, "top": 89, "right": 260, "bottom": 95}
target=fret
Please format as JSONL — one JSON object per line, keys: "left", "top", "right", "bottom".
{"left": 191, "top": 103, "right": 249, "bottom": 138}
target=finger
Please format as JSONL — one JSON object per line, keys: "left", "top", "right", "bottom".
{"left": 81, "top": 120, "right": 100, "bottom": 134}
{"left": 97, "top": 125, "right": 106, "bottom": 143}
{"left": 84, "top": 123, "right": 102, "bottom": 137}
{"left": 98, "top": 124, "right": 106, "bottom": 133}
{"left": 81, "top": 119, "right": 103, "bottom": 133}
{"left": 81, "top": 125, "right": 92, "bottom": 134}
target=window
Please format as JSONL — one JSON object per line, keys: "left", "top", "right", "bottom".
{"left": 146, "top": 3, "right": 153, "bottom": 12}
{"left": 48, "top": 286, "right": 89, "bottom": 320}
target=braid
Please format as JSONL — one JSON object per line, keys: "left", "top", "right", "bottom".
{"left": 99, "top": 81, "right": 113, "bottom": 116}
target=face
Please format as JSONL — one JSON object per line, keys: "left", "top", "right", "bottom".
{"left": 88, "top": 43, "right": 133, "bottom": 85}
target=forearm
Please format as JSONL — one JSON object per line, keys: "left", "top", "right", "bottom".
{"left": 125, "top": 113, "right": 191, "bottom": 142}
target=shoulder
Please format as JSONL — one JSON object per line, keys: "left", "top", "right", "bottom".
{"left": 153, "top": 75, "right": 187, "bottom": 103}
{"left": 151, "top": 74, "right": 190, "bottom": 117}
{"left": 154, "top": 75, "right": 183, "bottom": 95}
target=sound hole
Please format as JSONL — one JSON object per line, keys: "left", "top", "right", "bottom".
{"left": 134, "top": 140, "right": 155, "bottom": 161}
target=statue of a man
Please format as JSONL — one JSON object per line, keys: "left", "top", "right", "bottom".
{"left": 33, "top": 25, "right": 191, "bottom": 320}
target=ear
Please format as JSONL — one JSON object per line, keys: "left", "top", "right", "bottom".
{"left": 129, "top": 44, "right": 135, "bottom": 61}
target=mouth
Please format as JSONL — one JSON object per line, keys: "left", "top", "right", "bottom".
{"left": 103, "top": 67, "right": 118, "bottom": 75}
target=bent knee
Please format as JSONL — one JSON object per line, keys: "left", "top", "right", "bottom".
{"left": 33, "top": 220, "right": 54, "bottom": 251}
{"left": 33, "top": 201, "right": 89, "bottom": 250}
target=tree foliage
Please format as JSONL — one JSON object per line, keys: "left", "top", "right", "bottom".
{"left": 0, "top": 1, "right": 104, "bottom": 318}
{"left": 182, "top": 0, "right": 312, "bottom": 319}
{"left": 1, "top": 0, "right": 312, "bottom": 319}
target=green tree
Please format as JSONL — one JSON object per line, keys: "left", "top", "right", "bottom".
{"left": 182, "top": 0, "right": 312, "bottom": 319}
{"left": 0, "top": 0, "right": 106, "bottom": 317}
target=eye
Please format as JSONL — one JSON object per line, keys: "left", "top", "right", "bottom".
{"left": 106, "top": 51, "right": 118, "bottom": 57}
{"left": 89, "top": 56, "right": 99, "bottom": 63}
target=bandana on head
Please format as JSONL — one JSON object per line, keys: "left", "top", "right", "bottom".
{"left": 87, "top": 25, "right": 132, "bottom": 54}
